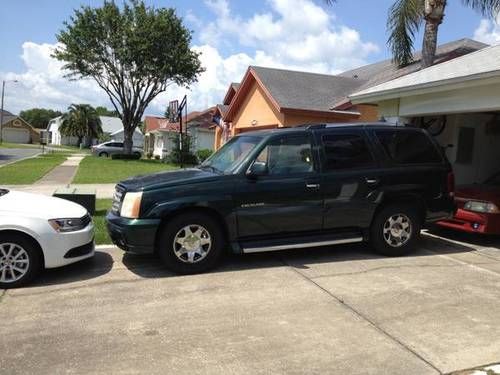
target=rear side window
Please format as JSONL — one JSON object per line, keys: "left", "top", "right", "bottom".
{"left": 321, "top": 133, "right": 374, "bottom": 171}
{"left": 375, "top": 130, "right": 442, "bottom": 164}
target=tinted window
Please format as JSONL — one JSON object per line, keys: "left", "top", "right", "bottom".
{"left": 321, "top": 133, "right": 374, "bottom": 171}
{"left": 375, "top": 130, "right": 441, "bottom": 164}
{"left": 256, "top": 135, "right": 313, "bottom": 175}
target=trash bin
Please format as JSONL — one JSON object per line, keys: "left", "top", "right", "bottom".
{"left": 53, "top": 186, "right": 96, "bottom": 215}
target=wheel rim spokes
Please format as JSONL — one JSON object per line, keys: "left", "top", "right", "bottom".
{"left": 383, "top": 214, "right": 412, "bottom": 248}
{"left": 173, "top": 225, "right": 212, "bottom": 264}
{"left": 0, "top": 243, "right": 30, "bottom": 283}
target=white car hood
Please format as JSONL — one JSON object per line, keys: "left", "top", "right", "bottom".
{"left": 0, "top": 190, "right": 88, "bottom": 219}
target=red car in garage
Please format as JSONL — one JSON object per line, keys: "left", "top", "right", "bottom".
{"left": 437, "top": 172, "right": 500, "bottom": 234}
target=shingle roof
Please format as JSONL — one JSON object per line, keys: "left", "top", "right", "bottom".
{"left": 231, "top": 82, "right": 240, "bottom": 91}
{"left": 216, "top": 104, "right": 229, "bottom": 116}
{"left": 351, "top": 44, "right": 500, "bottom": 100}
{"left": 251, "top": 66, "right": 366, "bottom": 112}
{"left": 339, "top": 38, "right": 488, "bottom": 99}
{"left": 245, "top": 39, "right": 487, "bottom": 112}
{"left": 0, "top": 110, "right": 17, "bottom": 126}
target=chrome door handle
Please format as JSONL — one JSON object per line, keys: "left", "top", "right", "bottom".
{"left": 306, "top": 183, "right": 320, "bottom": 189}
{"left": 365, "top": 178, "right": 380, "bottom": 185}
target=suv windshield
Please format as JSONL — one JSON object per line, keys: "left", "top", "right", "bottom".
{"left": 201, "top": 136, "right": 262, "bottom": 174}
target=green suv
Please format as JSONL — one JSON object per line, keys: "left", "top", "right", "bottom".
{"left": 106, "top": 123, "right": 455, "bottom": 274}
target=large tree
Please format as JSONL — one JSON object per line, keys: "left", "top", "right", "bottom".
{"left": 325, "top": 0, "right": 500, "bottom": 68}
{"left": 387, "top": 0, "right": 500, "bottom": 68}
{"left": 19, "top": 108, "right": 62, "bottom": 129}
{"left": 53, "top": 0, "right": 203, "bottom": 153}
{"left": 60, "top": 104, "right": 102, "bottom": 147}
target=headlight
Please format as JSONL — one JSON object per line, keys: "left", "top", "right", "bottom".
{"left": 120, "top": 192, "right": 143, "bottom": 218}
{"left": 464, "top": 201, "right": 500, "bottom": 213}
{"left": 48, "top": 216, "right": 91, "bottom": 233}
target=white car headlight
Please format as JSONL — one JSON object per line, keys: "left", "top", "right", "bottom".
{"left": 120, "top": 192, "right": 143, "bottom": 219}
{"left": 464, "top": 201, "right": 500, "bottom": 213}
{"left": 48, "top": 215, "right": 91, "bottom": 233}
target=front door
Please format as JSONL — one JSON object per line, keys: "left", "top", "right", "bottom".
{"left": 234, "top": 133, "right": 323, "bottom": 239}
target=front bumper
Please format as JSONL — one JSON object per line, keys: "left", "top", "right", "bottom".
{"left": 437, "top": 208, "right": 500, "bottom": 235}
{"left": 106, "top": 211, "right": 160, "bottom": 254}
{"left": 42, "top": 222, "right": 95, "bottom": 268}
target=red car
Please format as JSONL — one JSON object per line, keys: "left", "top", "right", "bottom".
{"left": 437, "top": 172, "right": 500, "bottom": 234}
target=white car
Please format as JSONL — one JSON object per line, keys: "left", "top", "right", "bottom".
{"left": 0, "top": 189, "right": 95, "bottom": 288}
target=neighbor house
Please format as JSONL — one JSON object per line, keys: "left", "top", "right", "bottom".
{"left": 214, "top": 38, "right": 487, "bottom": 149}
{"left": 350, "top": 44, "right": 500, "bottom": 186}
{"left": 144, "top": 108, "right": 216, "bottom": 159}
{"left": 48, "top": 115, "right": 144, "bottom": 147}
{"left": 0, "top": 110, "right": 40, "bottom": 144}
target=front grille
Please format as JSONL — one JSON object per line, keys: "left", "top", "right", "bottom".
{"left": 112, "top": 185, "right": 126, "bottom": 214}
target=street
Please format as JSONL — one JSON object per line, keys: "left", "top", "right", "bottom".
{"left": 1, "top": 231, "right": 500, "bottom": 374}
{"left": 0, "top": 147, "right": 39, "bottom": 165}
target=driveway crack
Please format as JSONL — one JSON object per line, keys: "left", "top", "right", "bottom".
{"left": 281, "top": 258, "right": 443, "bottom": 375}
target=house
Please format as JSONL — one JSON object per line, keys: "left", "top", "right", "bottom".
{"left": 0, "top": 110, "right": 40, "bottom": 144}
{"left": 214, "top": 38, "right": 487, "bottom": 149}
{"left": 48, "top": 115, "right": 143, "bottom": 147}
{"left": 350, "top": 44, "right": 500, "bottom": 186}
{"left": 144, "top": 108, "right": 216, "bottom": 159}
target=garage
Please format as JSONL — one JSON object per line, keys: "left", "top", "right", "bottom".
{"left": 3, "top": 128, "right": 30, "bottom": 144}
{"left": 350, "top": 44, "right": 500, "bottom": 186}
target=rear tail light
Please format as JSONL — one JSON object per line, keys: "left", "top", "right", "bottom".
{"left": 447, "top": 172, "right": 455, "bottom": 198}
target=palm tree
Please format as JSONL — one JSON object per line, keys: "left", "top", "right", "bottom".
{"left": 60, "top": 104, "right": 102, "bottom": 147}
{"left": 325, "top": 0, "right": 500, "bottom": 68}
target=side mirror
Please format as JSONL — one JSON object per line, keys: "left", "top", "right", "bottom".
{"left": 246, "top": 161, "right": 268, "bottom": 178}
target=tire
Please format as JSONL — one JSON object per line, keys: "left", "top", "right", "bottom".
{"left": 0, "top": 233, "right": 43, "bottom": 289}
{"left": 158, "top": 212, "right": 225, "bottom": 274}
{"left": 99, "top": 152, "right": 108, "bottom": 158}
{"left": 370, "top": 204, "right": 421, "bottom": 257}
{"left": 133, "top": 152, "right": 141, "bottom": 159}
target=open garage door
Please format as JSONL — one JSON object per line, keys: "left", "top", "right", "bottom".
{"left": 3, "top": 128, "right": 30, "bottom": 144}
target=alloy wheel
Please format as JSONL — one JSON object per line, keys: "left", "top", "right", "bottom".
{"left": 0, "top": 243, "right": 30, "bottom": 283}
{"left": 173, "top": 224, "right": 212, "bottom": 264}
{"left": 383, "top": 214, "right": 412, "bottom": 248}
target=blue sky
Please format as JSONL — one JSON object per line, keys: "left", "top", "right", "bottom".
{"left": 1, "top": 0, "right": 499, "bottom": 115}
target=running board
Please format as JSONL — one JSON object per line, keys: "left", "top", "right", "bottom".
{"left": 241, "top": 236, "right": 363, "bottom": 254}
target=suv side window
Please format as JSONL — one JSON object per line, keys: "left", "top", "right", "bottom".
{"left": 375, "top": 130, "right": 441, "bottom": 164}
{"left": 321, "top": 133, "right": 374, "bottom": 171}
{"left": 256, "top": 134, "right": 314, "bottom": 175}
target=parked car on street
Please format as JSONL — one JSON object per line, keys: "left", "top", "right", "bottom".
{"left": 437, "top": 171, "right": 500, "bottom": 234}
{"left": 0, "top": 189, "right": 94, "bottom": 288}
{"left": 106, "top": 124, "right": 455, "bottom": 274}
{"left": 91, "top": 141, "right": 142, "bottom": 158}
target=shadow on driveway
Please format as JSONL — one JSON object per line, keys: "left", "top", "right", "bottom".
{"left": 31, "top": 251, "right": 114, "bottom": 287}
{"left": 121, "top": 237, "right": 478, "bottom": 279}
{"left": 427, "top": 225, "right": 500, "bottom": 248}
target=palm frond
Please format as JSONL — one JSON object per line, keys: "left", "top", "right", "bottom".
{"left": 462, "top": 0, "right": 500, "bottom": 17}
{"left": 387, "top": 0, "right": 425, "bottom": 67}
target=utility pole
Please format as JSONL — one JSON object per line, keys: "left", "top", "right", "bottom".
{"left": 0, "top": 80, "right": 19, "bottom": 145}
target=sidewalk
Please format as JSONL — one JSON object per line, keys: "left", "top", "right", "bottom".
{"left": 4, "top": 183, "right": 116, "bottom": 199}
{"left": 4, "top": 154, "right": 116, "bottom": 198}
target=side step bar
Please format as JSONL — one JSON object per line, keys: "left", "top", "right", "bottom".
{"left": 242, "top": 236, "right": 363, "bottom": 254}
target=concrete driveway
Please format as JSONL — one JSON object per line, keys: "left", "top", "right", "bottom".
{"left": 1, "top": 232, "right": 500, "bottom": 375}
{"left": 0, "top": 147, "right": 39, "bottom": 165}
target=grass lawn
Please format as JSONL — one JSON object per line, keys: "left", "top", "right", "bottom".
{"left": 73, "top": 156, "right": 178, "bottom": 184}
{"left": 0, "top": 153, "right": 68, "bottom": 184}
{"left": 93, "top": 199, "right": 112, "bottom": 245}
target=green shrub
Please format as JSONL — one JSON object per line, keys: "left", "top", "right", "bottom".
{"left": 154, "top": 154, "right": 161, "bottom": 160}
{"left": 166, "top": 133, "right": 197, "bottom": 165}
{"left": 111, "top": 153, "right": 141, "bottom": 160}
{"left": 196, "top": 149, "right": 213, "bottom": 162}
{"left": 146, "top": 151, "right": 153, "bottom": 159}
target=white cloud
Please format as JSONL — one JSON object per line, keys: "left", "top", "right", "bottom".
{"left": 2, "top": 0, "right": 379, "bottom": 116}
{"left": 473, "top": 13, "right": 500, "bottom": 45}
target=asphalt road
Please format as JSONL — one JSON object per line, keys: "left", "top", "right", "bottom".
{"left": 0, "top": 147, "right": 40, "bottom": 165}
{"left": 1, "top": 231, "right": 500, "bottom": 375}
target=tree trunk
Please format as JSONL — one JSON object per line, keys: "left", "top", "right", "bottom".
{"left": 123, "top": 128, "right": 133, "bottom": 154}
{"left": 422, "top": 0, "right": 446, "bottom": 68}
